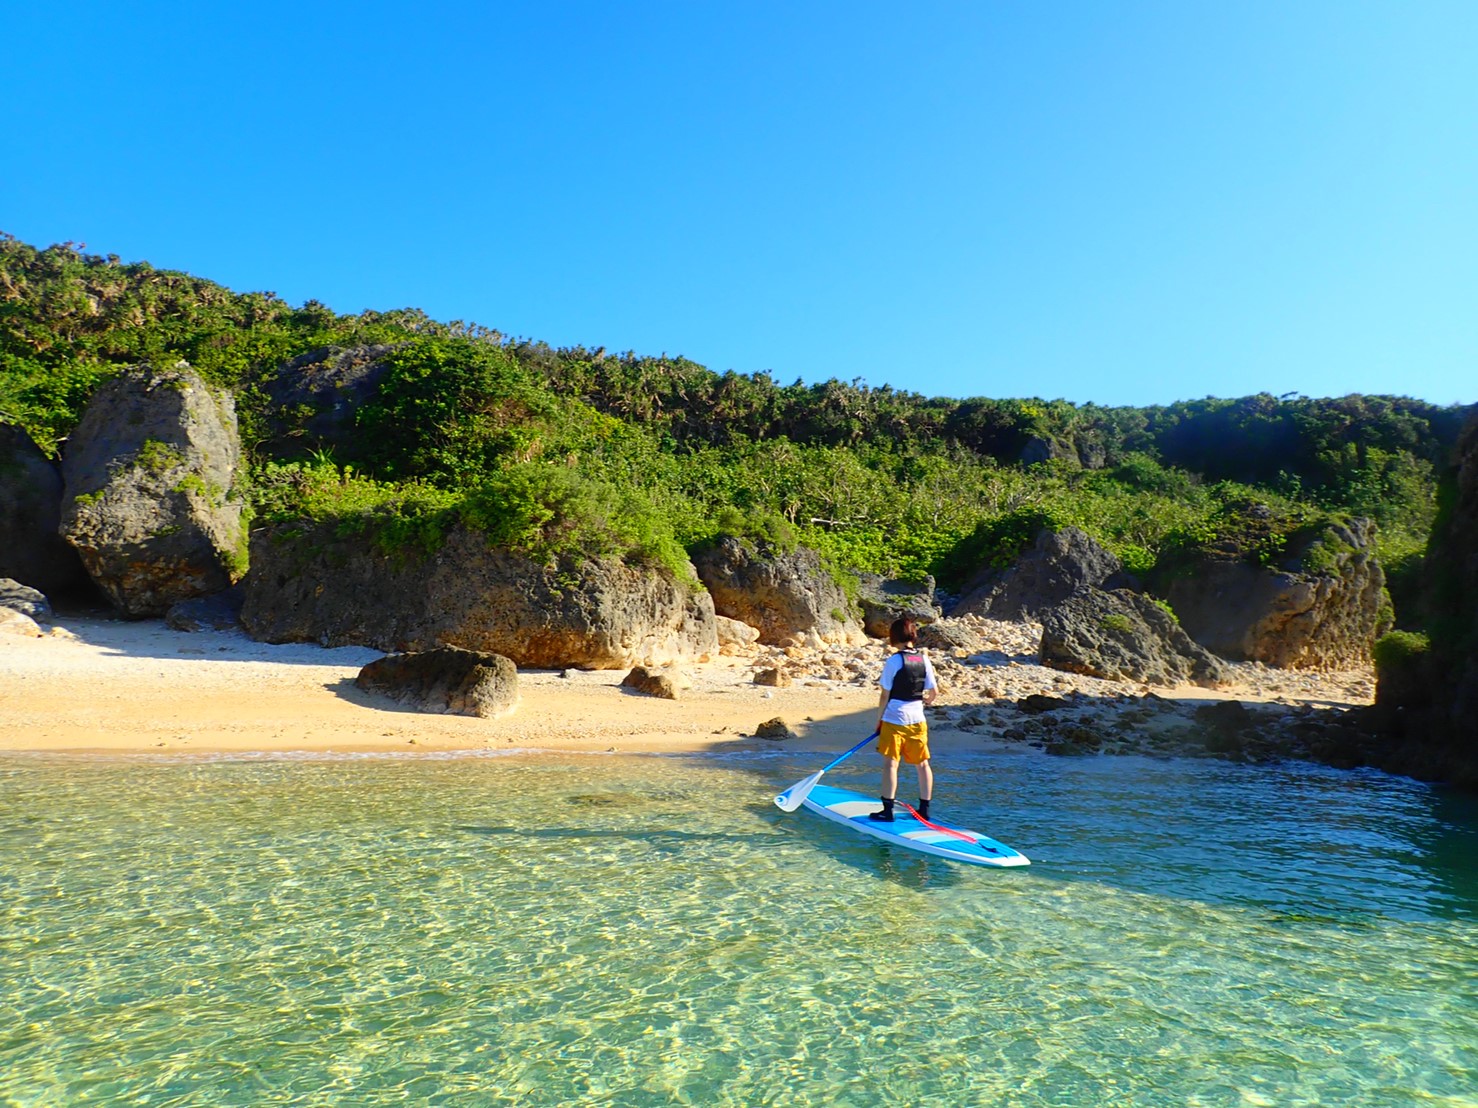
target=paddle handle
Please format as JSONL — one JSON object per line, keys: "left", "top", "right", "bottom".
{"left": 821, "top": 731, "right": 879, "bottom": 773}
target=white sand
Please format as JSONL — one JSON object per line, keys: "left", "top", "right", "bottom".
{"left": 0, "top": 615, "right": 1373, "bottom": 757}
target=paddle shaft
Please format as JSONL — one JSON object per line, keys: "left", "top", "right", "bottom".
{"left": 820, "top": 731, "right": 878, "bottom": 773}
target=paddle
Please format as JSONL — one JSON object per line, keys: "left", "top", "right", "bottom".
{"left": 773, "top": 730, "right": 879, "bottom": 812}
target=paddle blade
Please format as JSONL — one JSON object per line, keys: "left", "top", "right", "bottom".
{"left": 774, "top": 771, "right": 824, "bottom": 812}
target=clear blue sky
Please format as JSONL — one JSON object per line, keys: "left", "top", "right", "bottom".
{"left": 4, "top": 1, "right": 1475, "bottom": 407}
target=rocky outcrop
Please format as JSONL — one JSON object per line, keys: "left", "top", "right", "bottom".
{"left": 241, "top": 521, "right": 718, "bottom": 669}
{"left": 953, "top": 527, "right": 1128, "bottom": 621}
{"left": 355, "top": 647, "right": 518, "bottom": 718}
{"left": 0, "top": 424, "right": 89, "bottom": 595}
{"left": 0, "top": 579, "right": 52, "bottom": 621}
{"left": 1039, "top": 587, "right": 1228, "bottom": 687}
{"left": 1161, "top": 517, "right": 1388, "bottom": 669}
{"left": 58, "top": 365, "right": 247, "bottom": 617}
{"left": 621, "top": 665, "right": 679, "bottom": 699}
{"left": 715, "top": 615, "right": 760, "bottom": 655}
{"left": 1369, "top": 416, "right": 1478, "bottom": 788}
{"left": 916, "top": 617, "right": 986, "bottom": 654}
{"left": 691, "top": 537, "right": 863, "bottom": 647}
{"left": 165, "top": 585, "right": 245, "bottom": 632}
{"left": 855, "top": 573, "right": 941, "bottom": 638}
{"left": 261, "top": 344, "right": 400, "bottom": 458}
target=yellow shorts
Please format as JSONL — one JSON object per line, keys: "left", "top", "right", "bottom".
{"left": 877, "top": 721, "right": 930, "bottom": 765}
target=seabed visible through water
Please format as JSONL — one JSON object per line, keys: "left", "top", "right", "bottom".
{"left": 2, "top": 747, "right": 1476, "bottom": 1106}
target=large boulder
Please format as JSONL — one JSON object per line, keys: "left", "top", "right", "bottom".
{"left": 58, "top": 365, "right": 247, "bottom": 617}
{"left": 1039, "top": 587, "right": 1229, "bottom": 688}
{"left": 691, "top": 536, "right": 863, "bottom": 647}
{"left": 260, "top": 344, "right": 400, "bottom": 458}
{"left": 0, "top": 424, "right": 89, "bottom": 595}
{"left": 855, "top": 573, "right": 941, "bottom": 639}
{"left": 952, "top": 526, "right": 1129, "bottom": 621}
{"left": 356, "top": 647, "right": 518, "bottom": 718}
{"left": 241, "top": 521, "right": 718, "bottom": 669}
{"left": 1161, "top": 516, "right": 1388, "bottom": 669}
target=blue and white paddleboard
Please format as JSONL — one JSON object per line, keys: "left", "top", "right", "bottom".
{"left": 780, "top": 782, "right": 1030, "bottom": 868}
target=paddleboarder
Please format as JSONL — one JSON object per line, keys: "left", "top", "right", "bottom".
{"left": 869, "top": 617, "right": 938, "bottom": 822}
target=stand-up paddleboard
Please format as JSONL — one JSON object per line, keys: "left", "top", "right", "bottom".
{"left": 777, "top": 782, "right": 1029, "bottom": 868}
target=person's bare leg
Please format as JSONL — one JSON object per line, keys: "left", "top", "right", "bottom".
{"left": 881, "top": 758, "right": 899, "bottom": 800}
{"left": 916, "top": 760, "right": 933, "bottom": 801}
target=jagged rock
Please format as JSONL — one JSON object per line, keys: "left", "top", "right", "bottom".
{"left": 753, "top": 667, "right": 792, "bottom": 688}
{"left": 754, "top": 717, "right": 794, "bottom": 740}
{"left": 621, "top": 665, "right": 679, "bottom": 699}
{"left": 953, "top": 527, "right": 1130, "bottom": 621}
{"left": 1040, "top": 587, "right": 1229, "bottom": 687}
{"left": 355, "top": 647, "right": 518, "bottom": 718}
{"left": 0, "top": 607, "right": 43, "bottom": 637}
{"left": 715, "top": 615, "right": 761, "bottom": 654}
{"left": 0, "top": 579, "right": 52, "bottom": 621}
{"left": 1015, "top": 693, "right": 1067, "bottom": 714}
{"left": 1162, "top": 516, "right": 1389, "bottom": 669}
{"left": 691, "top": 536, "right": 863, "bottom": 647}
{"left": 1193, "top": 701, "right": 1257, "bottom": 754}
{"left": 916, "top": 618, "right": 985, "bottom": 653}
{"left": 1020, "top": 437, "right": 1077, "bottom": 467}
{"left": 165, "top": 585, "right": 245, "bottom": 632}
{"left": 241, "top": 520, "right": 718, "bottom": 669}
{"left": 261, "top": 344, "right": 401, "bottom": 458}
{"left": 58, "top": 365, "right": 247, "bottom": 617}
{"left": 0, "top": 424, "right": 90, "bottom": 595}
{"left": 855, "top": 574, "right": 942, "bottom": 638}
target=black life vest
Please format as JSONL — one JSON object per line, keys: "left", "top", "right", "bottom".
{"left": 888, "top": 650, "right": 928, "bottom": 702}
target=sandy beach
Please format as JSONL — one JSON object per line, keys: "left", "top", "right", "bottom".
{"left": 0, "top": 613, "right": 1376, "bottom": 759}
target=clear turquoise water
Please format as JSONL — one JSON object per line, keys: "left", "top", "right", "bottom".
{"left": 2, "top": 749, "right": 1475, "bottom": 1107}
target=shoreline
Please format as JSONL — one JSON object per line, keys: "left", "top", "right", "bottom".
{"left": 1, "top": 614, "right": 1375, "bottom": 761}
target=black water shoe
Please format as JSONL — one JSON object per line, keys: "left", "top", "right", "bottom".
{"left": 868, "top": 797, "right": 896, "bottom": 822}
{"left": 916, "top": 799, "right": 931, "bottom": 820}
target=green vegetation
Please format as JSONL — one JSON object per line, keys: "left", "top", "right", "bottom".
{"left": 2, "top": 233, "right": 1471, "bottom": 616}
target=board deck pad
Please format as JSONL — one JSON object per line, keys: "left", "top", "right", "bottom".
{"left": 777, "top": 782, "right": 1030, "bottom": 868}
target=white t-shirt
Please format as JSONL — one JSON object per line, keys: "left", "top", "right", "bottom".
{"left": 878, "top": 650, "right": 937, "bottom": 726}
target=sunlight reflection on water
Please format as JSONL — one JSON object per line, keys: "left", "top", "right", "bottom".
{"left": 2, "top": 750, "right": 1475, "bottom": 1106}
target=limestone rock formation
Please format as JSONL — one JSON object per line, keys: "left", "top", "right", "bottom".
{"left": 58, "top": 365, "right": 247, "bottom": 617}
{"left": 1, "top": 578, "right": 52, "bottom": 622}
{"left": 1039, "top": 587, "right": 1228, "bottom": 688}
{"left": 953, "top": 526, "right": 1129, "bottom": 621}
{"left": 0, "top": 607, "right": 43, "bottom": 637}
{"left": 715, "top": 614, "right": 761, "bottom": 655}
{"left": 621, "top": 665, "right": 679, "bottom": 699}
{"left": 0, "top": 423, "right": 89, "bottom": 595}
{"left": 165, "top": 585, "right": 245, "bottom": 632}
{"left": 261, "top": 344, "right": 400, "bottom": 458}
{"left": 691, "top": 536, "right": 863, "bottom": 647}
{"left": 855, "top": 573, "right": 941, "bottom": 638}
{"left": 1161, "top": 517, "right": 1388, "bottom": 669}
{"left": 916, "top": 618, "right": 986, "bottom": 654}
{"left": 355, "top": 647, "right": 518, "bottom": 718}
{"left": 241, "top": 521, "right": 718, "bottom": 669}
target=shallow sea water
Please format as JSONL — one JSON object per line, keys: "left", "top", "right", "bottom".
{"left": 2, "top": 748, "right": 1476, "bottom": 1107}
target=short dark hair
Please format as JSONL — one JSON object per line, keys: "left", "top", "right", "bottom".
{"left": 889, "top": 617, "right": 919, "bottom": 646}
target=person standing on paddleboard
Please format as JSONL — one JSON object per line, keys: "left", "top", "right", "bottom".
{"left": 870, "top": 617, "right": 938, "bottom": 822}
